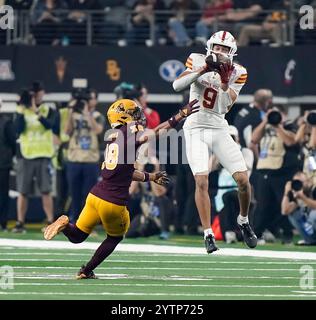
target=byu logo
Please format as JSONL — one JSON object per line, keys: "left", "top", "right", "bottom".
{"left": 0, "top": 266, "right": 14, "bottom": 290}
{"left": 159, "top": 60, "right": 185, "bottom": 82}
{"left": 299, "top": 5, "right": 314, "bottom": 30}
{"left": 0, "top": 5, "right": 14, "bottom": 30}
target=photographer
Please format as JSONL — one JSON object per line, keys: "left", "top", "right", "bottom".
{"left": 281, "top": 172, "right": 316, "bottom": 245}
{"left": 295, "top": 111, "right": 316, "bottom": 185}
{"left": 13, "top": 88, "right": 56, "bottom": 233}
{"left": 65, "top": 89, "right": 105, "bottom": 223}
{"left": 0, "top": 98, "right": 16, "bottom": 231}
{"left": 251, "top": 105, "right": 301, "bottom": 244}
{"left": 126, "top": 157, "right": 172, "bottom": 240}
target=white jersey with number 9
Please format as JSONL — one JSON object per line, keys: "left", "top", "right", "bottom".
{"left": 183, "top": 53, "right": 247, "bottom": 130}
{"left": 181, "top": 52, "right": 248, "bottom": 176}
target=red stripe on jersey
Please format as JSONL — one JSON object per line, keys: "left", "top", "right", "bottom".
{"left": 221, "top": 31, "right": 227, "bottom": 41}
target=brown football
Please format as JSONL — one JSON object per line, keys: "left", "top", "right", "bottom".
{"left": 205, "top": 53, "right": 230, "bottom": 73}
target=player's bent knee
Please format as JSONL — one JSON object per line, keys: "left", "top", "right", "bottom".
{"left": 107, "top": 234, "right": 123, "bottom": 244}
{"left": 194, "top": 175, "right": 209, "bottom": 191}
{"left": 233, "top": 172, "right": 249, "bottom": 189}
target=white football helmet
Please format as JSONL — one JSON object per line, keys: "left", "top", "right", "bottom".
{"left": 206, "top": 31, "right": 237, "bottom": 62}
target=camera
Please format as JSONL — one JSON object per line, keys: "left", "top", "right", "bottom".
{"left": 307, "top": 112, "right": 316, "bottom": 126}
{"left": 144, "top": 163, "right": 156, "bottom": 173}
{"left": 69, "top": 99, "right": 87, "bottom": 114}
{"left": 19, "top": 89, "right": 33, "bottom": 108}
{"left": 267, "top": 110, "right": 282, "bottom": 126}
{"left": 291, "top": 179, "right": 303, "bottom": 192}
{"left": 71, "top": 88, "right": 91, "bottom": 102}
{"left": 69, "top": 78, "right": 91, "bottom": 113}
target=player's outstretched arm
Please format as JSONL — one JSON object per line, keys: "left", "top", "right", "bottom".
{"left": 132, "top": 170, "right": 170, "bottom": 186}
{"left": 138, "top": 99, "right": 198, "bottom": 143}
{"left": 156, "top": 98, "right": 199, "bottom": 132}
{"left": 172, "top": 67, "right": 207, "bottom": 92}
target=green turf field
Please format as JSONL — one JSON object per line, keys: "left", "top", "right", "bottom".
{"left": 1, "top": 229, "right": 316, "bottom": 300}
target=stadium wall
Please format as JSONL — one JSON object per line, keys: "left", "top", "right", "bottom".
{"left": 0, "top": 45, "right": 316, "bottom": 102}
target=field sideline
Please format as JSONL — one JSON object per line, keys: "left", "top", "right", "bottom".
{"left": 1, "top": 236, "right": 316, "bottom": 300}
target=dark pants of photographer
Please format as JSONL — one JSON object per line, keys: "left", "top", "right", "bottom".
{"left": 254, "top": 171, "right": 295, "bottom": 240}
{"left": 0, "top": 169, "right": 10, "bottom": 229}
{"left": 175, "top": 164, "right": 194, "bottom": 233}
{"left": 157, "top": 195, "right": 173, "bottom": 233}
{"left": 67, "top": 162, "right": 99, "bottom": 223}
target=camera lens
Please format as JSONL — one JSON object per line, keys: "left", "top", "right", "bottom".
{"left": 307, "top": 112, "right": 316, "bottom": 126}
{"left": 144, "top": 163, "right": 155, "bottom": 173}
{"left": 291, "top": 179, "right": 303, "bottom": 191}
{"left": 267, "top": 110, "right": 282, "bottom": 126}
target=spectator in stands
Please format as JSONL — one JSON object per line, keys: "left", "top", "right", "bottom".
{"left": 214, "top": 125, "right": 254, "bottom": 243}
{"left": 208, "top": 0, "right": 269, "bottom": 38}
{"left": 282, "top": 171, "right": 316, "bottom": 245}
{"left": 0, "top": 98, "right": 16, "bottom": 231}
{"left": 127, "top": 0, "right": 166, "bottom": 46}
{"left": 167, "top": 0, "right": 200, "bottom": 46}
{"left": 98, "top": 0, "right": 129, "bottom": 45}
{"left": 251, "top": 105, "right": 301, "bottom": 244}
{"left": 13, "top": 84, "right": 56, "bottom": 233}
{"left": 137, "top": 84, "right": 161, "bottom": 129}
{"left": 234, "top": 89, "right": 273, "bottom": 158}
{"left": 5, "top": 0, "right": 32, "bottom": 9}
{"left": 64, "top": 0, "right": 101, "bottom": 45}
{"left": 195, "top": 0, "right": 233, "bottom": 44}
{"left": 295, "top": 111, "right": 316, "bottom": 185}
{"left": 238, "top": 0, "right": 288, "bottom": 46}
{"left": 31, "top": 0, "right": 68, "bottom": 45}
{"left": 65, "top": 89, "right": 105, "bottom": 223}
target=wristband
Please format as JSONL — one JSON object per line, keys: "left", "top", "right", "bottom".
{"left": 168, "top": 116, "right": 179, "bottom": 128}
{"left": 143, "top": 172, "right": 150, "bottom": 182}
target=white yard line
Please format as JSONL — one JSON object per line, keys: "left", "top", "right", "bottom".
{"left": 0, "top": 291, "right": 315, "bottom": 298}
{"left": 1, "top": 238, "right": 316, "bottom": 260}
{"left": 2, "top": 252, "right": 316, "bottom": 264}
{"left": 11, "top": 282, "right": 304, "bottom": 288}
{"left": 7, "top": 266, "right": 303, "bottom": 271}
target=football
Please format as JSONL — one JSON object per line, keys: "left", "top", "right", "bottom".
{"left": 205, "top": 53, "right": 230, "bottom": 73}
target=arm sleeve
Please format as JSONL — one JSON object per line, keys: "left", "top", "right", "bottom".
{"left": 15, "top": 114, "right": 26, "bottom": 135}
{"left": 230, "top": 68, "right": 248, "bottom": 96}
{"left": 38, "top": 108, "right": 55, "bottom": 130}
{"left": 172, "top": 54, "right": 204, "bottom": 92}
{"left": 4, "top": 120, "right": 16, "bottom": 154}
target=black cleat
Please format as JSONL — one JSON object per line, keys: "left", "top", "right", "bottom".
{"left": 238, "top": 223, "right": 257, "bottom": 248}
{"left": 76, "top": 265, "right": 98, "bottom": 280}
{"left": 205, "top": 234, "right": 219, "bottom": 254}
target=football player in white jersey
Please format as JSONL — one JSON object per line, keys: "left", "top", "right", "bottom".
{"left": 173, "top": 30, "right": 257, "bottom": 253}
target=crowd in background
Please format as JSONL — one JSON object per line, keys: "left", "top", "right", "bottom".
{"left": 1, "top": 80, "right": 316, "bottom": 246}
{"left": 0, "top": 0, "right": 315, "bottom": 46}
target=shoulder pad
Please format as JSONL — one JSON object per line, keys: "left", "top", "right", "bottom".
{"left": 185, "top": 53, "right": 206, "bottom": 70}
{"left": 233, "top": 63, "right": 248, "bottom": 84}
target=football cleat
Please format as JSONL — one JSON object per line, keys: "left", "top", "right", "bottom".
{"left": 238, "top": 223, "right": 257, "bottom": 248}
{"left": 205, "top": 234, "right": 219, "bottom": 254}
{"left": 44, "top": 215, "right": 69, "bottom": 240}
{"left": 76, "top": 265, "right": 98, "bottom": 280}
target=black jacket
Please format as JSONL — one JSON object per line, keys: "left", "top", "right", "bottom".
{"left": 0, "top": 115, "right": 16, "bottom": 169}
